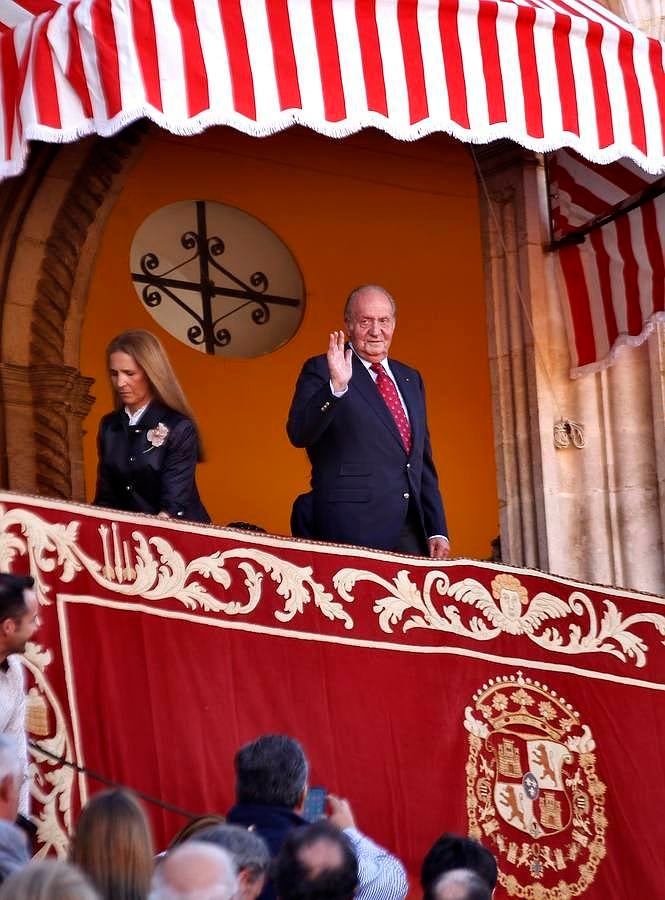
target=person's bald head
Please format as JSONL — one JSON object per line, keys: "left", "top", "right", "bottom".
{"left": 151, "top": 842, "right": 238, "bottom": 899}
{"left": 431, "top": 868, "right": 492, "bottom": 900}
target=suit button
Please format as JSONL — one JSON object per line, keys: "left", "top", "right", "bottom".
{"left": 125, "top": 484, "right": 132, "bottom": 492}
{"left": 403, "top": 492, "right": 410, "bottom": 499}
{"left": 406, "top": 463, "right": 411, "bottom": 469}
{"left": 129, "top": 456, "right": 135, "bottom": 463}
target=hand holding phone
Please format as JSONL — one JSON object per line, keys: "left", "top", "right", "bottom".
{"left": 326, "top": 794, "right": 356, "bottom": 830}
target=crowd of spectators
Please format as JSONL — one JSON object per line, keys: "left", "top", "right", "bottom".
{"left": 0, "top": 734, "right": 498, "bottom": 900}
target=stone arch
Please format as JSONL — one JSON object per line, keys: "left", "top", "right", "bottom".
{"left": 0, "top": 124, "right": 147, "bottom": 501}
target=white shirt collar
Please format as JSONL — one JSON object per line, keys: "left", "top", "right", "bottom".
{"left": 125, "top": 404, "right": 149, "bottom": 427}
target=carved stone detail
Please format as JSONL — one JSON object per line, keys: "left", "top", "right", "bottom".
{"left": 29, "top": 126, "right": 146, "bottom": 499}
{"left": 0, "top": 364, "right": 94, "bottom": 496}
{"left": 0, "top": 125, "right": 146, "bottom": 500}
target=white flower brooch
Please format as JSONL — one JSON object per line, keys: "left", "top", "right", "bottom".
{"left": 145, "top": 422, "right": 169, "bottom": 451}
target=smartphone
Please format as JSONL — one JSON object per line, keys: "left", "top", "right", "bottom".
{"left": 302, "top": 786, "right": 327, "bottom": 822}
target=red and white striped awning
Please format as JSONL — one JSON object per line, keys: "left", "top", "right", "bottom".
{"left": 2, "top": 0, "right": 665, "bottom": 181}
{"left": 549, "top": 148, "right": 665, "bottom": 376}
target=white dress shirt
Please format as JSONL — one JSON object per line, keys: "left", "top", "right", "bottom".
{"left": 125, "top": 404, "right": 149, "bottom": 426}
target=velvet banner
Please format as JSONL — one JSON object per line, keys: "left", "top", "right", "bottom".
{"left": 2, "top": 492, "right": 665, "bottom": 898}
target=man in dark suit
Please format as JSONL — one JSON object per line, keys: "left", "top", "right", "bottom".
{"left": 287, "top": 285, "right": 450, "bottom": 558}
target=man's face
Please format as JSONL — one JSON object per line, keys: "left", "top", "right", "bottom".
{"left": 346, "top": 289, "right": 395, "bottom": 363}
{"left": 6, "top": 591, "right": 39, "bottom": 654}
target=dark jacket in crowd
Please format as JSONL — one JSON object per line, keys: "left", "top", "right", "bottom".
{"left": 227, "top": 803, "right": 306, "bottom": 900}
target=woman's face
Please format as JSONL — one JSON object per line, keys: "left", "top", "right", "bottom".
{"left": 109, "top": 351, "right": 153, "bottom": 413}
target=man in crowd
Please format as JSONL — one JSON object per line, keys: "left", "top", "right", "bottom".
{"left": 421, "top": 833, "right": 497, "bottom": 898}
{"left": 0, "top": 574, "right": 39, "bottom": 817}
{"left": 226, "top": 734, "right": 407, "bottom": 900}
{"left": 273, "top": 820, "right": 358, "bottom": 900}
{"left": 196, "top": 823, "right": 270, "bottom": 899}
{"left": 287, "top": 285, "right": 450, "bottom": 558}
{"left": 150, "top": 842, "right": 237, "bottom": 899}
{"left": 429, "top": 869, "right": 492, "bottom": 900}
{"left": 0, "top": 735, "right": 29, "bottom": 883}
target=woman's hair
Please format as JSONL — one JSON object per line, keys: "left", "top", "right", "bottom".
{"left": 106, "top": 330, "right": 204, "bottom": 458}
{"left": 69, "top": 788, "right": 154, "bottom": 900}
{"left": 106, "top": 330, "right": 195, "bottom": 419}
{"left": 0, "top": 860, "right": 99, "bottom": 899}
{"left": 167, "top": 813, "right": 226, "bottom": 849}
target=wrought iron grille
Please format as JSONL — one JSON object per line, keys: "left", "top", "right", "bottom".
{"left": 131, "top": 200, "right": 301, "bottom": 354}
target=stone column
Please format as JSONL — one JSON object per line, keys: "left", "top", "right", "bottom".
{"left": 476, "top": 143, "right": 665, "bottom": 595}
{"left": 475, "top": 143, "right": 550, "bottom": 572}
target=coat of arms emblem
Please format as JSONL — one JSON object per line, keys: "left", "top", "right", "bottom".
{"left": 465, "top": 672, "right": 607, "bottom": 897}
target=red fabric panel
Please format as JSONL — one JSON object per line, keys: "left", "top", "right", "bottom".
{"left": 310, "top": 0, "right": 346, "bottom": 122}
{"left": 437, "top": 0, "right": 469, "bottom": 129}
{"left": 0, "top": 33, "right": 18, "bottom": 157}
{"left": 648, "top": 39, "right": 665, "bottom": 154}
{"left": 641, "top": 200, "right": 665, "bottom": 313}
{"left": 616, "top": 30, "right": 646, "bottom": 153}
{"left": 130, "top": 0, "right": 162, "bottom": 111}
{"left": 614, "top": 213, "right": 643, "bottom": 335}
{"left": 559, "top": 243, "right": 598, "bottom": 366}
{"left": 477, "top": 0, "right": 507, "bottom": 124}
{"left": 32, "top": 17, "right": 60, "bottom": 127}
{"left": 171, "top": 0, "right": 210, "bottom": 117}
{"left": 90, "top": 0, "right": 122, "bottom": 118}
{"left": 551, "top": 14, "right": 579, "bottom": 136}
{"left": 4, "top": 494, "right": 665, "bottom": 897}
{"left": 66, "top": 3, "right": 93, "bottom": 119}
{"left": 589, "top": 226, "right": 620, "bottom": 344}
{"left": 356, "top": 0, "right": 388, "bottom": 117}
{"left": 216, "top": 0, "right": 255, "bottom": 119}
{"left": 397, "top": 0, "right": 429, "bottom": 125}
{"left": 585, "top": 21, "right": 614, "bottom": 149}
{"left": 515, "top": 5, "right": 543, "bottom": 138}
{"left": 265, "top": 0, "right": 301, "bottom": 112}
{"left": 10, "top": 0, "right": 59, "bottom": 13}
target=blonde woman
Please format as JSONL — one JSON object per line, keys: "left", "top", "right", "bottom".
{"left": 0, "top": 860, "right": 99, "bottom": 899}
{"left": 69, "top": 789, "right": 154, "bottom": 900}
{"left": 93, "top": 330, "right": 210, "bottom": 523}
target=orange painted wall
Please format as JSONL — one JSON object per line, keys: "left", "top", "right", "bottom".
{"left": 81, "top": 126, "right": 498, "bottom": 558}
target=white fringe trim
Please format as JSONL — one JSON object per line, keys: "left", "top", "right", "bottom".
{"left": 3, "top": 105, "right": 665, "bottom": 182}
{"left": 570, "top": 310, "right": 665, "bottom": 377}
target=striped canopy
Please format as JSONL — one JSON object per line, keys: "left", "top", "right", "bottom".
{"left": 2, "top": 0, "right": 665, "bottom": 180}
{"left": 549, "top": 148, "right": 665, "bottom": 376}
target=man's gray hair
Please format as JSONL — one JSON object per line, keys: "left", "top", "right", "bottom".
{"left": 0, "top": 736, "right": 20, "bottom": 782}
{"left": 195, "top": 824, "right": 270, "bottom": 881}
{"left": 343, "top": 285, "right": 397, "bottom": 322}
{"left": 150, "top": 842, "right": 237, "bottom": 900}
{"left": 432, "top": 868, "right": 492, "bottom": 900}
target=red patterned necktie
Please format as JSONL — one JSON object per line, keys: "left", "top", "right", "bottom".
{"left": 370, "top": 363, "right": 412, "bottom": 454}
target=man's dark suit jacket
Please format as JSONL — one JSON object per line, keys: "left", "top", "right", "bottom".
{"left": 287, "top": 351, "right": 447, "bottom": 551}
{"left": 227, "top": 802, "right": 306, "bottom": 900}
{"left": 93, "top": 400, "right": 210, "bottom": 523}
